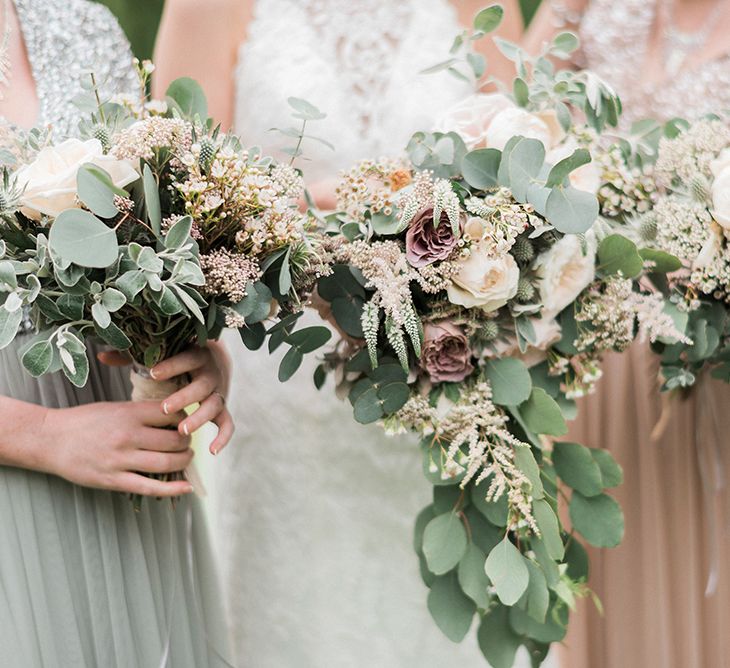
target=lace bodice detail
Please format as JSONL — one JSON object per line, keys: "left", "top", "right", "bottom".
{"left": 579, "top": 0, "right": 730, "bottom": 125}
{"left": 12, "top": 0, "right": 136, "bottom": 138}
{"left": 234, "top": 0, "right": 470, "bottom": 180}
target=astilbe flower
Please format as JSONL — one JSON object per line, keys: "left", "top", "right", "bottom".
{"left": 199, "top": 248, "right": 261, "bottom": 304}
{"left": 111, "top": 117, "right": 192, "bottom": 162}
{"left": 426, "top": 382, "right": 538, "bottom": 533}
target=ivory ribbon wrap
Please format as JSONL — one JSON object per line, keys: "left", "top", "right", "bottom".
{"left": 129, "top": 367, "right": 206, "bottom": 497}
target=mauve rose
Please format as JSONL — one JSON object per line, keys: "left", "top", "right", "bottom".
{"left": 406, "top": 206, "right": 461, "bottom": 268}
{"left": 421, "top": 321, "right": 474, "bottom": 383}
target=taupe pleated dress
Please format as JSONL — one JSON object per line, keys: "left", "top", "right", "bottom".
{"left": 0, "top": 1, "right": 230, "bottom": 665}
{"left": 560, "top": 2, "right": 730, "bottom": 667}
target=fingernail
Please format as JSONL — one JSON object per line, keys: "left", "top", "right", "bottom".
{"left": 162, "top": 402, "right": 169, "bottom": 415}
{"left": 186, "top": 485, "right": 194, "bottom": 494}
{"left": 150, "top": 368, "right": 158, "bottom": 380}
{"left": 182, "top": 423, "right": 189, "bottom": 436}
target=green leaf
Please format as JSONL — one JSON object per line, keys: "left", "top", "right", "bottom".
{"left": 592, "top": 448, "right": 623, "bottom": 488}
{"left": 166, "top": 77, "right": 208, "bottom": 119}
{"left": 278, "top": 346, "right": 304, "bottom": 382}
{"left": 287, "top": 96, "right": 326, "bottom": 121}
{"left": 533, "top": 499, "right": 564, "bottom": 561}
{"left": 484, "top": 357, "right": 532, "bottom": 406}
{"left": 331, "top": 295, "right": 364, "bottom": 337}
{"left": 485, "top": 537, "right": 529, "bottom": 606}
{"left": 286, "top": 326, "right": 332, "bottom": 354}
{"left": 91, "top": 302, "right": 111, "bottom": 329}
{"left": 352, "top": 386, "right": 384, "bottom": 424}
{"left": 116, "top": 270, "right": 147, "bottom": 301}
{"left": 240, "top": 322, "right": 266, "bottom": 350}
{"left": 546, "top": 149, "right": 592, "bottom": 188}
{"left": 414, "top": 504, "right": 436, "bottom": 554}
{"left": 457, "top": 543, "right": 490, "bottom": 609}
{"left": 531, "top": 537, "right": 560, "bottom": 587}
{"left": 514, "top": 444, "right": 544, "bottom": 499}
{"left": 142, "top": 164, "right": 162, "bottom": 235}
{"left": 513, "top": 77, "right": 529, "bottom": 107}
{"left": 21, "top": 339, "right": 53, "bottom": 377}
{"left": 498, "top": 137, "right": 546, "bottom": 203}
{"left": 233, "top": 281, "right": 273, "bottom": 324}
{"left": 464, "top": 506, "right": 502, "bottom": 554}
{"left": 545, "top": 186, "right": 599, "bottom": 234}
{"left": 510, "top": 604, "right": 567, "bottom": 643}
{"left": 520, "top": 388, "right": 567, "bottom": 436}
{"left": 427, "top": 572, "right": 476, "bottom": 643}
{"left": 461, "top": 148, "right": 501, "bottom": 190}
{"left": 639, "top": 248, "right": 682, "bottom": 274}
{"left": 570, "top": 492, "right": 624, "bottom": 548}
{"left": 423, "top": 512, "right": 468, "bottom": 575}
{"left": 164, "top": 215, "right": 193, "bottom": 249}
{"left": 0, "top": 307, "right": 23, "bottom": 349}
{"left": 95, "top": 322, "right": 132, "bottom": 350}
{"left": 49, "top": 210, "right": 118, "bottom": 268}
{"left": 278, "top": 247, "right": 292, "bottom": 295}
{"left": 473, "top": 4, "right": 504, "bottom": 33}
{"left": 521, "top": 560, "right": 549, "bottom": 623}
{"left": 553, "top": 441, "right": 604, "bottom": 496}
{"left": 477, "top": 606, "right": 521, "bottom": 668}
{"left": 471, "top": 483, "right": 509, "bottom": 527}
{"left": 101, "top": 288, "right": 126, "bottom": 312}
{"left": 552, "top": 31, "right": 580, "bottom": 56}
{"left": 77, "top": 163, "right": 120, "bottom": 218}
{"left": 598, "top": 234, "right": 643, "bottom": 278}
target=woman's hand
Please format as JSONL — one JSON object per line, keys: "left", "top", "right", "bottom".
{"left": 43, "top": 400, "right": 194, "bottom": 497}
{"left": 150, "top": 343, "right": 234, "bottom": 455}
{"left": 98, "top": 342, "right": 235, "bottom": 455}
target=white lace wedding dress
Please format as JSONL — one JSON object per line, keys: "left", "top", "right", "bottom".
{"left": 206, "top": 1, "right": 540, "bottom": 666}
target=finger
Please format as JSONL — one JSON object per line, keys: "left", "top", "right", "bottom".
{"left": 210, "top": 410, "right": 235, "bottom": 455}
{"left": 129, "top": 448, "right": 195, "bottom": 475}
{"left": 131, "top": 401, "right": 187, "bottom": 429}
{"left": 179, "top": 393, "right": 225, "bottom": 436}
{"left": 97, "top": 350, "right": 133, "bottom": 367}
{"left": 114, "top": 472, "right": 194, "bottom": 497}
{"left": 151, "top": 348, "right": 209, "bottom": 381}
{"left": 163, "top": 376, "right": 218, "bottom": 415}
{"left": 138, "top": 426, "right": 191, "bottom": 452}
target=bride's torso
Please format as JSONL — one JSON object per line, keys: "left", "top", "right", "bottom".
{"left": 233, "top": 0, "right": 470, "bottom": 180}
{"left": 579, "top": 0, "right": 730, "bottom": 125}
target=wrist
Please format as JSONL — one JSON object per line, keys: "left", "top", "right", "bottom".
{"left": 28, "top": 406, "right": 66, "bottom": 476}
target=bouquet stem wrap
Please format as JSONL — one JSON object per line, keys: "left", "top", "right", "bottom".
{"left": 129, "top": 364, "right": 205, "bottom": 497}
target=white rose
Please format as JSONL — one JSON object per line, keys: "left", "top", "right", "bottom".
{"left": 535, "top": 234, "right": 596, "bottom": 316}
{"left": 711, "top": 148, "right": 730, "bottom": 231}
{"left": 447, "top": 246, "right": 520, "bottom": 312}
{"left": 485, "top": 107, "right": 566, "bottom": 151}
{"left": 547, "top": 140, "right": 601, "bottom": 195}
{"left": 433, "top": 93, "right": 515, "bottom": 149}
{"left": 15, "top": 138, "right": 138, "bottom": 220}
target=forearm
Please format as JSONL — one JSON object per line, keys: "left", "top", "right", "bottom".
{"left": 0, "top": 396, "right": 54, "bottom": 472}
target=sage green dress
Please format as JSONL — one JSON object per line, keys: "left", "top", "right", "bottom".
{"left": 0, "top": 1, "right": 231, "bottom": 665}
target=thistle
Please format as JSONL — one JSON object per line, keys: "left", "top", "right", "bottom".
{"left": 515, "top": 276, "right": 536, "bottom": 303}
{"left": 91, "top": 124, "right": 111, "bottom": 153}
{"left": 638, "top": 212, "right": 658, "bottom": 242}
{"left": 198, "top": 136, "right": 216, "bottom": 171}
{"left": 511, "top": 237, "right": 535, "bottom": 264}
{"left": 689, "top": 174, "right": 712, "bottom": 205}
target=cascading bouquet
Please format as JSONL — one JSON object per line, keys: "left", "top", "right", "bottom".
{"left": 626, "top": 115, "right": 730, "bottom": 389}
{"left": 0, "top": 65, "right": 331, "bottom": 484}
{"left": 309, "top": 8, "right": 686, "bottom": 666}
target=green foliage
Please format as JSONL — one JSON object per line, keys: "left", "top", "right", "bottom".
{"left": 485, "top": 357, "right": 533, "bottom": 406}
{"left": 485, "top": 538, "right": 530, "bottom": 606}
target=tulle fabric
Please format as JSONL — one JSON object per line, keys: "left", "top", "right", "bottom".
{"left": 560, "top": 344, "right": 730, "bottom": 668}
{"left": 0, "top": 337, "right": 232, "bottom": 667}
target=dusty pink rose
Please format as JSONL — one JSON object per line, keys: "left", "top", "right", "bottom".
{"left": 406, "top": 206, "right": 460, "bottom": 268}
{"left": 421, "top": 321, "right": 474, "bottom": 383}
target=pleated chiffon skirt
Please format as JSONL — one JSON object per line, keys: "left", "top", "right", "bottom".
{"left": 0, "top": 336, "right": 232, "bottom": 668}
{"left": 560, "top": 344, "right": 730, "bottom": 668}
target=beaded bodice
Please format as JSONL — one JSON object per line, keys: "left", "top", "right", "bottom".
{"left": 11, "top": 0, "right": 136, "bottom": 138}
{"left": 579, "top": 0, "right": 730, "bottom": 125}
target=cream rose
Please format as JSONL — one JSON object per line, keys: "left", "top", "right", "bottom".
{"left": 535, "top": 234, "right": 596, "bottom": 316}
{"left": 711, "top": 148, "right": 730, "bottom": 231}
{"left": 547, "top": 140, "right": 601, "bottom": 195}
{"left": 485, "top": 107, "right": 565, "bottom": 152}
{"left": 487, "top": 316, "right": 562, "bottom": 368}
{"left": 433, "top": 93, "right": 515, "bottom": 149}
{"left": 16, "top": 138, "right": 138, "bottom": 220}
{"left": 447, "top": 245, "right": 520, "bottom": 312}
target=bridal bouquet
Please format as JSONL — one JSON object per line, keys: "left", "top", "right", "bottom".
{"left": 0, "top": 67, "right": 329, "bottom": 421}
{"left": 310, "top": 11, "right": 685, "bottom": 666}
{"left": 631, "top": 116, "right": 730, "bottom": 389}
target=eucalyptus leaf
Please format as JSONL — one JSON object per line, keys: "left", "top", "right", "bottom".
{"left": 498, "top": 137, "right": 546, "bottom": 203}
{"left": 485, "top": 538, "right": 529, "bottom": 606}
{"left": 521, "top": 560, "right": 549, "bottom": 624}
{"left": 278, "top": 346, "right": 304, "bottom": 382}
{"left": 427, "top": 572, "right": 476, "bottom": 643}
{"left": 423, "top": 512, "right": 468, "bottom": 575}
{"left": 533, "top": 499, "right": 564, "bottom": 560}
{"left": 545, "top": 149, "right": 591, "bottom": 188}
{"left": 457, "top": 544, "right": 490, "bottom": 609}
{"left": 552, "top": 441, "right": 604, "bottom": 497}
{"left": 77, "top": 163, "right": 120, "bottom": 218}
{"left": 477, "top": 606, "right": 521, "bottom": 668}
{"left": 166, "top": 77, "right": 208, "bottom": 119}
{"left": 49, "top": 210, "right": 118, "bottom": 268}
{"left": 485, "top": 357, "right": 532, "bottom": 406}
{"left": 598, "top": 234, "right": 643, "bottom": 278}
{"left": 639, "top": 248, "right": 682, "bottom": 274}
{"left": 569, "top": 492, "right": 624, "bottom": 548}
{"left": 545, "top": 186, "right": 599, "bottom": 234}
{"left": 461, "top": 148, "right": 501, "bottom": 190}
{"left": 592, "top": 449, "right": 623, "bottom": 488}
{"left": 520, "top": 388, "right": 567, "bottom": 437}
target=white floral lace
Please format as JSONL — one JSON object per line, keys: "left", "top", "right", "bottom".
{"left": 580, "top": 0, "right": 730, "bottom": 126}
